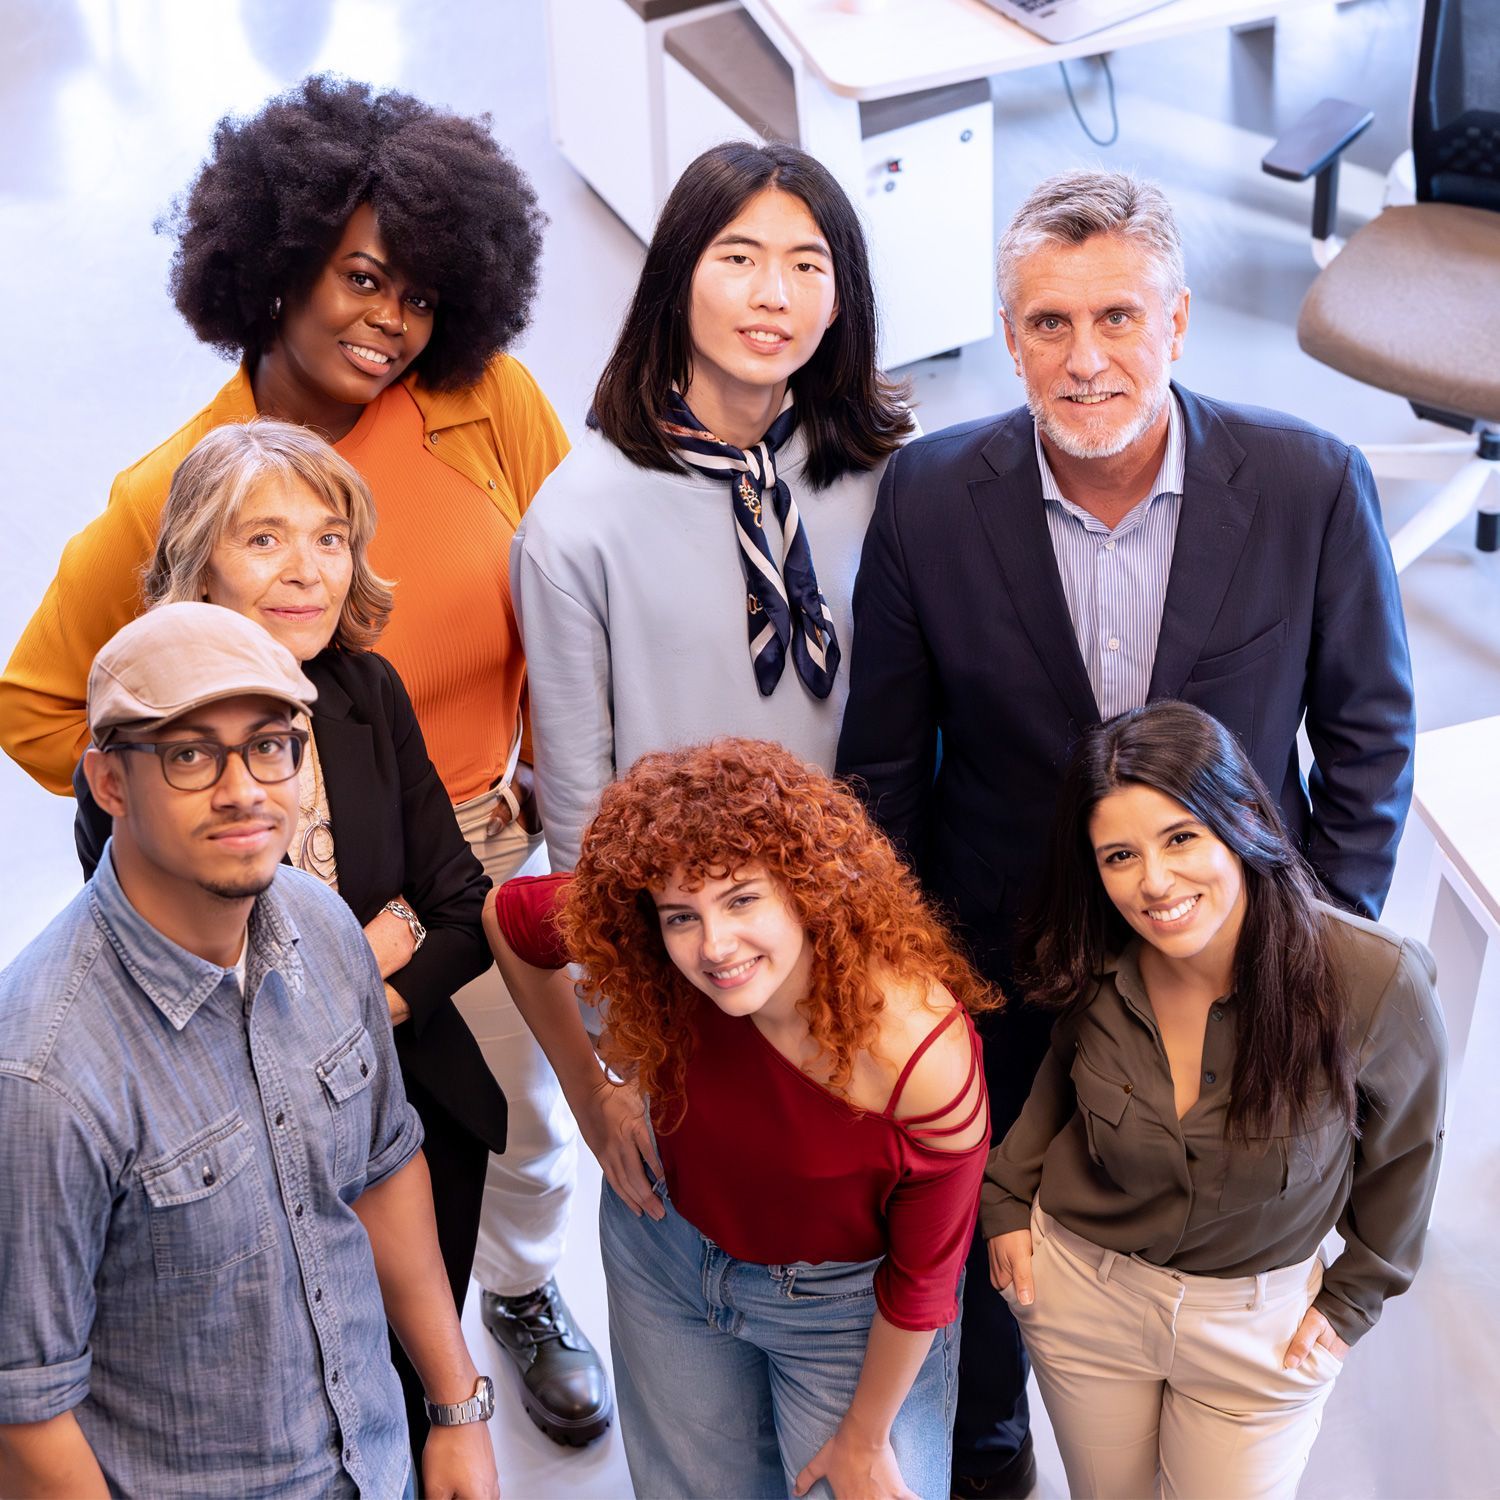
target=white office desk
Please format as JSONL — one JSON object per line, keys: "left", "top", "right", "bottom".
{"left": 1406, "top": 715, "right": 1500, "bottom": 1093}
{"left": 744, "top": 0, "right": 1345, "bottom": 100}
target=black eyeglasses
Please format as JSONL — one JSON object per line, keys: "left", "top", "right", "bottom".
{"left": 106, "top": 729, "right": 309, "bottom": 791}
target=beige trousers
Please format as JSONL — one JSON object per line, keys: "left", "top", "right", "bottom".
{"left": 449, "top": 790, "right": 579, "bottom": 1298}
{"left": 1004, "top": 1205, "right": 1343, "bottom": 1500}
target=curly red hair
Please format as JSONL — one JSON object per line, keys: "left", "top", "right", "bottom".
{"left": 558, "top": 738, "right": 1000, "bottom": 1129}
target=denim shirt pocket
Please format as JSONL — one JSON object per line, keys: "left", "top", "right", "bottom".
{"left": 316, "top": 1025, "right": 378, "bottom": 1190}
{"left": 140, "top": 1113, "right": 275, "bottom": 1279}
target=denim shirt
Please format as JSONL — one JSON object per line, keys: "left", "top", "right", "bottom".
{"left": 0, "top": 847, "right": 423, "bottom": 1498}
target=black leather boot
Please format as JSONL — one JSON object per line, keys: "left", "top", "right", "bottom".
{"left": 479, "top": 1280, "right": 612, "bottom": 1446}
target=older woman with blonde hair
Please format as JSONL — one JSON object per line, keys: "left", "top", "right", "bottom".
{"left": 73, "top": 417, "right": 506, "bottom": 1472}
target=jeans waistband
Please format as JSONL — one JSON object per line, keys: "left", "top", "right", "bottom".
{"left": 1034, "top": 1203, "right": 1320, "bottom": 1311}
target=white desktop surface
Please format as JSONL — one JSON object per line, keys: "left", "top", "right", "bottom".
{"left": 1413, "top": 715, "right": 1500, "bottom": 927}
{"left": 746, "top": 0, "right": 1344, "bottom": 99}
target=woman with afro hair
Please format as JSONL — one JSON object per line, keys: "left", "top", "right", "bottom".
{"left": 485, "top": 738, "right": 1000, "bottom": 1500}
{"left": 0, "top": 74, "right": 614, "bottom": 1455}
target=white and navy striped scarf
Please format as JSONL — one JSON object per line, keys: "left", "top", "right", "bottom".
{"left": 662, "top": 389, "right": 840, "bottom": 699}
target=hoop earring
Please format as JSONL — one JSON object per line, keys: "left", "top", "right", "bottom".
{"left": 270, "top": 296, "right": 282, "bottom": 320}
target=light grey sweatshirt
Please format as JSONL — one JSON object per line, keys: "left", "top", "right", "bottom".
{"left": 512, "top": 423, "right": 890, "bottom": 869}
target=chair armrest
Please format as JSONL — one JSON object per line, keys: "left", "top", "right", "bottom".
{"left": 1261, "top": 98, "right": 1375, "bottom": 250}
{"left": 1262, "top": 97, "right": 1375, "bottom": 183}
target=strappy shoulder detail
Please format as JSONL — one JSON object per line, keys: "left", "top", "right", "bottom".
{"left": 885, "top": 1006, "right": 964, "bottom": 1116}
{"left": 884, "top": 1008, "right": 988, "bottom": 1149}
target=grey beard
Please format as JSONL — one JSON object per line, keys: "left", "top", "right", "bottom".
{"left": 1029, "top": 368, "right": 1171, "bottom": 461}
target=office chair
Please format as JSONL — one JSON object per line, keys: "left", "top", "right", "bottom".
{"left": 1262, "top": 0, "right": 1500, "bottom": 573}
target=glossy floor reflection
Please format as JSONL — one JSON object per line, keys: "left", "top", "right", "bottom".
{"left": 1, "top": 1, "right": 1496, "bottom": 1497}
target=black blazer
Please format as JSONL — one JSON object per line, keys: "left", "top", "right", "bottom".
{"left": 76, "top": 647, "right": 506, "bottom": 1153}
{"left": 836, "top": 384, "right": 1415, "bottom": 956}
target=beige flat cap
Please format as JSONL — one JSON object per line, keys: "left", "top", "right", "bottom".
{"left": 87, "top": 602, "right": 318, "bottom": 745}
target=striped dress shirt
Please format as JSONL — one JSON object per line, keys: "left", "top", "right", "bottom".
{"left": 1036, "top": 395, "right": 1186, "bottom": 721}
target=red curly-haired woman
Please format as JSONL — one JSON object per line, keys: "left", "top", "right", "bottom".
{"left": 484, "top": 738, "right": 997, "bottom": 1500}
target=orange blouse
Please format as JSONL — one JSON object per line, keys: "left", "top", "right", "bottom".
{"left": 0, "top": 356, "right": 568, "bottom": 799}
{"left": 338, "top": 384, "right": 524, "bottom": 802}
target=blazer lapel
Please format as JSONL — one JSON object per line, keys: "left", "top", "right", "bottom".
{"left": 302, "top": 658, "right": 383, "bottom": 920}
{"left": 1147, "top": 386, "right": 1260, "bottom": 700}
{"left": 969, "top": 412, "right": 1100, "bottom": 730}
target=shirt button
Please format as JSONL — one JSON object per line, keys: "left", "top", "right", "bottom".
{"left": 360, "top": 1061, "right": 369, "bottom": 1078}
{"left": 1204, "top": 1070, "right": 1217, "bottom": 1085}
{"left": 1107, "top": 637, "right": 1120, "bottom": 651}
{"left": 487, "top": 479, "right": 497, "bottom": 489}
{"left": 429, "top": 432, "right": 439, "bottom": 445}
{"left": 295, "top": 1203, "right": 305, "bottom": 1218}
{"left": 331, "top": 1370, "right": 340, "bottom": 1386}
{"left": 1210, "top": 1006, "right": 1224, "bottom": 1022}
{"left": 1122, "top": 1082, "right": 1134, "bottom": 1095}
{"left": 202, "top": 1166, "right": 216, "bottom": 1186}
{"left": 315, "top": 1287, "right": 324, "bottom": 1302}
{"left": 274, "top": 1111, "right": 285, "bottom": 1127}
{"left": 1104, "top": 540, "right": 1116, "bottom": 551}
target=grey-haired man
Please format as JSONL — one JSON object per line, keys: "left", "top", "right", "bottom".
{"left": 838, "top": 170, "right": 1414, "bottom": 1497}
{"left": 0, "top": 603, "right": 499, "bottom": 1499}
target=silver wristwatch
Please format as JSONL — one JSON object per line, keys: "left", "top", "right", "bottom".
{"left": 383, "top": 899, "right": 427, "bottom": 952}
{"left": 424, "top": 1375, "right": 494, "bottom": 1426}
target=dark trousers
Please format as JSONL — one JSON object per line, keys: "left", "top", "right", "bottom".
{"left": 952, "top": 992, "right": 1057, "bottom": 1481}
{"left": 390, "top": 1072, "right": 491, "bottom": 1493}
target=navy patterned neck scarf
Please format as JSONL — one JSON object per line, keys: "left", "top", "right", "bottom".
{"left": 661, "top": 389, "right": 841, "bottom": 699}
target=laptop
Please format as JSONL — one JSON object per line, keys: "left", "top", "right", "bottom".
{"left": 979, "top": 0, "right": 1180, "bottom": 44}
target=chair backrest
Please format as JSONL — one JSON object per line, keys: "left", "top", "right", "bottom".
{"left": 1413, "top": 0, "right": 1500, "bottom": 210}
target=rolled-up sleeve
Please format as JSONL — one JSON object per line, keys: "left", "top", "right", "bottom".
{"left": 0, "top": 1073, "right": 112, "bottom": 1422}
{"left": 1317, "top": 938, "right": 1447, "bottom": 1344}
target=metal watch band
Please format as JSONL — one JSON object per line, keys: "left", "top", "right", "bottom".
{"left": 423, "top": 1374, "right": 494, "bottom": 1426}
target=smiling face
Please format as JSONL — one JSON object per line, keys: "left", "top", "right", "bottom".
{"left": 654, "top": 863, "right": 813, "bottom": 1025}
{"left": 203, "top": 476, "right": 353, "bottom": 662}
{"left": 1089, "top": 782, "right": 1246, "bottom": 973}
{"left": 1002, "top": 231, "right": 1188, "bottom": 463}
{"left": 684, "top": 187, "right": 839, "bottom": 437}
{"left": 264, "top": 202, "right": 437, "bottom": 431}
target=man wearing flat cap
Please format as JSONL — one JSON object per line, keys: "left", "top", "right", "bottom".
{"left": 0, "top": 604, "right": 499, "bottom": 1500}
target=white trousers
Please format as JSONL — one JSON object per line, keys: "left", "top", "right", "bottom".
{"left": 450, "top": 793, "right": 579, "bottom": 1297}
{"left": 1005, "top": 1204, "right": 1343, "bottom": 1500}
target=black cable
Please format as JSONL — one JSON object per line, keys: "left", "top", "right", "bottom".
{"left": 1059, "top": 54, "right": 1119, "bottom": 148}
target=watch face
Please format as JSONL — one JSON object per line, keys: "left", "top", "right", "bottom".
{"left": 476, "top": 1376, "right": 495, "bottom": 1418}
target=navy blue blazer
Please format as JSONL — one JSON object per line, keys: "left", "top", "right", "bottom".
{"left": 836, "top": 383, "right": 1414, "bottom": 954}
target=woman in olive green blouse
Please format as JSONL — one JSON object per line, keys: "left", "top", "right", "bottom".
{"left": 983, "top": 701, "right": 1445, "bottom": 1500}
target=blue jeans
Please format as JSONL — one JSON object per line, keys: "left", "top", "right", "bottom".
{"left": 600, "top": 1179, "right": 961, "bottom": 1499}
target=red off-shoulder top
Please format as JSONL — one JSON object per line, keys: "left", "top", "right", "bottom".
{"left": 493, "top": 874, "right": 987, "bottom": 1330}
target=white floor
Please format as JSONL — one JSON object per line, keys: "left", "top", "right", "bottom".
{"left": 2, "top": 1, "right": 1498, "bottom": 1497}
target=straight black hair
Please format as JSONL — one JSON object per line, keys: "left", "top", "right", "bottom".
{"left": 591, "top": 140, "right": 913, "bottom": 489}
{"left": 1018, "top": 701, "right": 1356, "bottom": 1140}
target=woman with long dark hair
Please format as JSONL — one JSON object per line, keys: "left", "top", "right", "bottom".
{"left": 511, "top": 138, "right": 913, "bottom": 872}
{"left": 984, "top": 701, "right": 1445, "bottom": 1500}
{"left": 487, "top": 739, "right": 996, "bottom": 1499}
